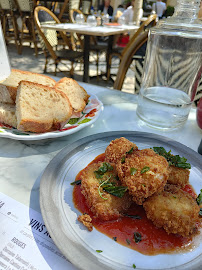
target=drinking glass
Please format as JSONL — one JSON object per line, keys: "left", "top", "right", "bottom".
{"left": 136, "top": 0, "right": 202, "bottom": 130}
{"left": 0, "top": 22, "right": 11, "bottom": 82}
{"left": 87, "top": 15, "right": 97, "bottom": 26}
{"left": 75, "top": 13, "right": 85, "bottom": 24}
{"left": 118, "top": 15, "right": 126, "bottom": 25}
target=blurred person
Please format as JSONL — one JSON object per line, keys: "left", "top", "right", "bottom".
{"left": 98, "top": 0, "right": 114, "bottom": 16}
{"left": 122, "top": 0, "right": 143, "bottom": 24}
{"left": 152, "top": 0, "right": 166, "bottom": 19}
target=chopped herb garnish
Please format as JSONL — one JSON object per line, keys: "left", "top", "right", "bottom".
{"left": 113, "top": 237, "right": 117, "bottom": 241}
{"left": 133, "top": 264, "right": 136, "bottom": 269}
{"left": 94, "top": 162, "right": 114, "bottom": 179}
{"left": 98, "top": 175, "right": 128, "bottom": 199}
{"left": 126, "top": 239, "right": 131, "bottom": 245}
{"left": 96, "top": 250, "right": 103, "bottom": 253}
{"left": 153, "top": 147, "right": 191, "bottom": 169}
{"left": 70, "top": 180, "right": 81, "bottom": 185}
{"left": 173, "top": 196, "right": 177, "bottom": 199}
{"left": 134, "top": 232, "right": 142, "bottom": 243}
{"left": 126, "top": 147, "right": 134, "bottom": 154}
{"left": 199, "top": 208, "right": 202, "bottom": 217}
{"left": 140, "top": 166, "right": 150, "bottom": 174}
{"left": 196, "top": 189, "right": 202, "bottom": 205}
{"left": 123, "top": 214, "right": 141, "bottom": 219}
{"left": 121, "top": 156, "right": 126, "bottom": 164}
{"left": 130, "top": 167, "right": 137, "bottom": 175}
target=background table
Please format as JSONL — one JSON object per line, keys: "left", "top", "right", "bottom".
{"left": 42, "top": 23, "right": 139, "bottom": 82}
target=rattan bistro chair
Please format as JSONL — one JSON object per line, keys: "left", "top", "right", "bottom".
{"left": 107, "top": 14, "right": 157, "bottom": 81}
{"left": 15, "top": 0, "right": 38, "bottom": 55}
{"left": 0, "top": 0, "right": 20, "bottom": 53}
{"left": 113, "top": 31, "right": 148, "bottom": 91}
{"left": 34, "top": 6, "right": 83, "bottom": 77}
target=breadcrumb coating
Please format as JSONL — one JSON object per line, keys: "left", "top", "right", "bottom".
{"left": 105, "top": 137, "right": 138, "bottom": 165}
{"left": 143, "top": 185, "right": 200, "bottom": 237}
{"left": 78, "top": 214, "right": 93, "bottom": 231}
{"left": 116, "top": 148, "right": 169, "bottom": 205}
{"left": 80, "top": 161, "right": 132, "bottom": 221}
{"left": 167, "top": 165, "right": 190, "bottom": 188}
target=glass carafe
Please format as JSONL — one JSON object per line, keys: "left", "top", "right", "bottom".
{"left": 136, "top": 0, "right": 202, "bottom": 129}
{"left": 0, "top": 22, "right": 11, "bottom": 82}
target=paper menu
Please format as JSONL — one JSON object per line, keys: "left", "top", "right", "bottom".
{"left": 0, "top": 192, "right": 77, "bottom": 270}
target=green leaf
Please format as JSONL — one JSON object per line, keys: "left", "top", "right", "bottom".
{"left": 133, "top": 264, "right": 136, "bottom": 269}
{"left": 70, "top": 180, "right": 81, "bottom": 185}
{"left": 102, "top": 184, "right": 128, "bottom": 198}
{"left": 78, "top": 118, "right": 91, "bottom": 124}
{"left": 140, "top": 166, "right": 150, "bottom": 174}
{"left": 121, "top": 156, "right": 125, "bottom": 164}
{"left": 199, "top": 208, "right": 202, "bottom": 217}
{"left": 196, "top": 189, "right": 202, "bottom": 205}
{"left": 134, "top": 232, "right": 142, "bottom": 243}
{"left": 126, "top": 239, "right": 131, "bottom": 245}
{"left": 123, "top": 214, "right": 141, "bottom": 219}
{"left": 126, "top": 147, "right": 134, "bottom": 154}
{"left": 94, "top": 162, "right": 114, "bottom": 179}
{"left": 130, "top": 167, "right": 137, "bottom": 175}
{"left": 153, "top": 147, "right": 191, "bottom": 169}
{"left": 96, "top": 250, "right": 103, "bottom": 253}
{"left": 113, "top": 237, "right": 117, "bottom": 241}
{"left": 68, "top": 118, "right": 79, "bottom": 125}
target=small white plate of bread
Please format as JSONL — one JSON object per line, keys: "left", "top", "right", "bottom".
{"left": 0, "top": 69, "right": 103, "bottom": 141}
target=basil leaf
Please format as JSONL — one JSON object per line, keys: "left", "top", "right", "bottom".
{"left": 126, "top": 147, "right": 134, "bottom": 154}
{"left": 121, "top": 156, "right": 126, "bottom": 164}
{"left": 153, "top": 147, "right": 191, "bottom": 169}
{"left": 196, "top": 189, "right": 202, "bottom": 205}
{"left": 70, "top": 180, "right": 81, "bottom": 185}
{"left": 130, "top": 167, "right": 137, "bottom": 175}
{"left": 133, "top": 264, "right": 136, "bottom": 269}
{"left": 141, "top": 166, "right": 150, "bottom": 174}
{"left": 199, "top": 208, "right": 202, "bottom": 217}
{"left": 96, "top": 250, "right": 103, "bottom": 253}
{"left": 134, "top": 232, "right": 142, "bottom": 243}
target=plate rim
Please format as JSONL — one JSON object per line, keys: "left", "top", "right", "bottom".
{"left": 39, "top": 131, "right": 202, "bottom": 270}
{"left": 0, "top": 92, "right": 103, "bottom": 141}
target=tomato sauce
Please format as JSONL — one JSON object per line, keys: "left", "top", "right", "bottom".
{"left": 73, "top": 153, "right": 198, "bottom": 255}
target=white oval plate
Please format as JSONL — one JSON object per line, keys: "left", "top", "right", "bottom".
{"left": 40, "top": 131, "right": 202, "bottom": 270}
{"left": 0, "top": 93, "right": 103, "bottom": 141}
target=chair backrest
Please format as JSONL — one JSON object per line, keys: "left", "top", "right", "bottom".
{"left": 15, "top": 0, "right": 33, "bottom": 12}
{"left": 0, "top": 0, "right": 16, "bottom": 11}
{"left": 122, "top": 14, "right": 157, "bottom": 56}
{"left": 114, "top": 31, "right": 149, "bottom": 91}
{"left": 34, "top": 5, "right": 72, "bottom": 60}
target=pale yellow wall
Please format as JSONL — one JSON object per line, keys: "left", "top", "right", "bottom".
{"left": 167, "top": 0, "right": 177, "bottom": 7}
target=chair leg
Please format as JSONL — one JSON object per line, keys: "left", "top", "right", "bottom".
{"left": 54, "top": 61, "right": 58, "bottom": 76}
{"left": 70, "top": 62, "right": 74, "bottom": 78}
{"left": 12, "top": 16, "right": 20, "bottom": 54}
{"left": 44, "top": 57, "right": 48, "bottom": 73}
{"left": 30, "top": 19, "right": 38, "bottom": 57}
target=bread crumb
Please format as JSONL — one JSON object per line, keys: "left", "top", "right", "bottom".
{"left": 78, "top": 214, "right": 93, "bottom": 231}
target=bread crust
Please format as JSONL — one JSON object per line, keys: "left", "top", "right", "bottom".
{"left": 0, "top": 69, "right": 56, "bottom": 104}
{"left": 55, "top": 77, "right": 90, "bottom": 112}
{"left": 16, "top": 81, "right": 72, "bottom": 133}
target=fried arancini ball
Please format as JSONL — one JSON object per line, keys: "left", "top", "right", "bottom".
{"left": 80, "top": 161, "right": 132, "bottom": 221}
{"left": 143, "top": 185, "right": 200, "bottom": 237}
{"left": 105, "top": 137, "right": 138, "bottom": 165}
{"left": 167, "top": 165, "right": 190, "bottom": 188}
{"left": 116, "top": 148, "right": 169, "bottom": 205}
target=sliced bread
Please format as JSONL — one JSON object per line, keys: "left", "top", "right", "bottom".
{"left": 16, "top": 81, "right": 73, "bottom": 133}
{"left": 0, "top": 103, "right": 17, "bottom": 128}
{"left": 55, "top": 77, "right": 90, "bottom": 113}
{"left": 0, "top": 69, "right": 56, "bottom": 104}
